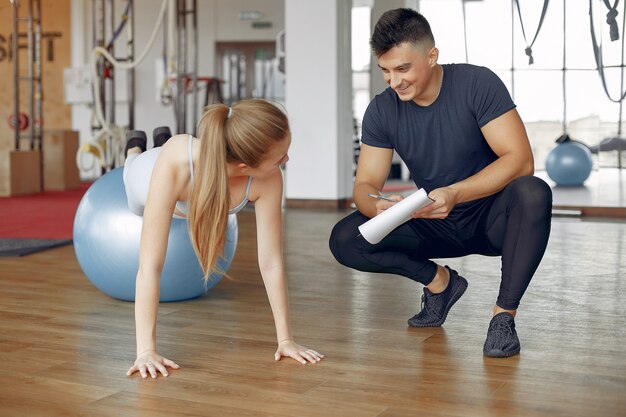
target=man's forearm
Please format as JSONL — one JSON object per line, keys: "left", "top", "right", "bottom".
{"left": 448, "top": 153, "right": 534, "bottom": 204}
{"left": 353, "top": 181, "right": 384, "bottom": 218}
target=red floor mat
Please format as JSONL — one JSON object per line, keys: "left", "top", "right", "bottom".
{"left": 0, "top": 183, "right": 91, "bottom": 240}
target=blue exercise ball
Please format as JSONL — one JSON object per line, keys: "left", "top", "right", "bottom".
{"left": 545, "top": 141, "right": 593, "bottom": 186}
{"left": 73, "top": 168, "right": 237, "bottom": 302}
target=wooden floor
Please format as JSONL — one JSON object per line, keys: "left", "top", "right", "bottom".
{"left": 0, "top": 209, "right": 625, "bottom": 417}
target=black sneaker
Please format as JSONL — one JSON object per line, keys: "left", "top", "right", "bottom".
{"left": 483, "top": 312, "right": 521, "bottom": 358}
{"left": 153, "top": 126, "right": 172, "bottom": 147}
{"left": 125, "top": 130, "right": 147, "bottom": 157}
{"left": 407, "top": 266, "right": 468, "bottom": 327}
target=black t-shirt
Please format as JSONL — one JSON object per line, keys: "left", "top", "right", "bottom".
{"left": 361, "top": 63, "right": 516, "bottom": 192}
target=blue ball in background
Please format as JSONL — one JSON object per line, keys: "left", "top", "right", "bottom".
{"left": 545, "top": 141, "right": 593, "bottom": 186}
{"left": 73, "top": 168, "right": 238, "bottom": 302}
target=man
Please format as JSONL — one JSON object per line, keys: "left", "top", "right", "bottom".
{"left": 329, "top": 8, "right": 552, "bottom": 357}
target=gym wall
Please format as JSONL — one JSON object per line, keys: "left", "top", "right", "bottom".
{"left": 0, "top": 0, "right": 71, "bottom": 195}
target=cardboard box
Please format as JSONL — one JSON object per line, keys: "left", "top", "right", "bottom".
{"left": 43, "top": 130, "right": 80, "bottom": 191}
{"left": 0, "top": 150, "right": 42, "bottom": 196}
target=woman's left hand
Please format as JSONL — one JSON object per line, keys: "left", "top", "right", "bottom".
{"left": 275, "top": 340, "right": 324, "bottom": 364}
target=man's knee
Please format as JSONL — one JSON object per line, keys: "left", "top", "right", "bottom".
{"left": 508, "top": 176, "right": 553, "bottom": 214}
{"left": 328, "top": 213, "right": 365, "bottom": 267}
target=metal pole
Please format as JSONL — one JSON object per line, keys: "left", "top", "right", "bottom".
{"left": 108, "top": 0, "right": 115, "bottom": 126}
{"left": 33, "top": 0, "right": 43, "bottom": 189}
{"left": 231, "top": 54, "right": 238, "bottom": 102}
{"left": 192, "top": 0, "right": 198, "bottom": 135}
{"left": 27, "top": 0, "right": 34, "bottom": 150}
{"left": 12, "top": 0, "right": 19, "bottom": 150}
{"left": 34, "top": 0, "right": 42, "bottom": 152}
{"left": 236, "top": 53, "right": 242, "bottom": 101}
{"left": 177, "top": 0, "right": 187, "bottom": 133}
{"left": 91, "top": 0, "right": 96, "bottom": 63}
{"left": 176, "top": 0, "right": 182, "bottom": 132}
{"left": 97, "top": 0, "right": 106, "bottom": 127}
{"left": 128, "top": 0, "right": 135, "bottom": 129}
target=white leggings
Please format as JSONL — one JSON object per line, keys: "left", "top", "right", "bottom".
{"left": 123, "top": 147, "right": 163, "bottom": 216}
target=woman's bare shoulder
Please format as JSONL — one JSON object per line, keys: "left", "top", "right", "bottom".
{"left": 149, "top": 134, "right": 196, "bottom": 198}
{"left": 158, "top": 134, "right": 194, "bottom": 162}
{"left": 151, "top": 134, "right": 196, "bottom": 181}
{"left": 162, "top": 133, "right": 193, "bottom": 150}
{"left": 249, "top": 168, "right": 283, "bottom": 202}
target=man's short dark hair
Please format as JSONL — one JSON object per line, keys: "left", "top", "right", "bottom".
{"left": 370, "top": 8, "right": 435, "bottom": 57}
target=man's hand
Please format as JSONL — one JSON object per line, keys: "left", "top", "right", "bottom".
{"left": 411, "top": 187, "right": 460, "bottom": 219}
{"left": 375, "top": 195, "right": 403, "bottom": 215}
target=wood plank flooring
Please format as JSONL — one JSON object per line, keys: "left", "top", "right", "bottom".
{"left": 0, "top": 209, "right": 625, "bottom": 417}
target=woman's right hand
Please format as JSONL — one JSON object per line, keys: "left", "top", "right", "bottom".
{"left": 126, "top": 350, "right": 180, "bottom": 379}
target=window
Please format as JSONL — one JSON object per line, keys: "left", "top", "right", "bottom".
{"left": 420, "top": 0, "right": 626, "bottom": 168}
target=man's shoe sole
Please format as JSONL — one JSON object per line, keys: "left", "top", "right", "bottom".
{"left": 483, "top": 347, "right": 521, "bottom": 358}
{"left": 407, "top": 276, "right": 468, "bottom": 328}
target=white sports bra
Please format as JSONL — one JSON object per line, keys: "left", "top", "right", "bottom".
{"left": 173, "top": 134, "right": 252, "bottom": 218}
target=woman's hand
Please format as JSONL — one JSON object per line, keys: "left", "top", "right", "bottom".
{"left": 275, "top": 340, "right": 324, "bottom": 364}
{"left": 127, "top": 350, "right": 180, "bottom": 379}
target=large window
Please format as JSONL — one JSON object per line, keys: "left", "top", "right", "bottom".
{"left": 419, "top": 0, "right": 625, "bottom": 169}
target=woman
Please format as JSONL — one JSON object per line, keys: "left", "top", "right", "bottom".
{"left": 124, "top": 99, "right": 324, "bottom": 379}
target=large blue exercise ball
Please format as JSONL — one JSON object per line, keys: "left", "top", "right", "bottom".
{"left": 73, "top": 168, "right": 238, "bottom": 302}
{"left": 545, "top": 141, "right": 593, "bottom": 186}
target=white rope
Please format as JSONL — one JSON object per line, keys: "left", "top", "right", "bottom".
{"left": 90, "top": 0, "right": 169, "bottom": 129}
{"left": 80, "top": 0, "right": 170, "bottom": 174}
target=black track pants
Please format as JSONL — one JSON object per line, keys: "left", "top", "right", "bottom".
{"left": 329, "top": 176, "right": 553, "bottom": 310}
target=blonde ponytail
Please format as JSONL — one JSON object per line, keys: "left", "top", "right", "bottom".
{"left": 188, "top": 99, "right": 290, "bottom": 281}
{"left": 188, "top": 104, "right": 230, "bottom": 279}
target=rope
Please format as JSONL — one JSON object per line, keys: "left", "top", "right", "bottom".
{"left": 91, "top": 0, "right": 168, "bottom": 130}
{"left": 589, "top": 0, "right": 626, "bottom": 103}
{"left": 513, "top": 0, "right": 550, "bottom": 65}
{"left": 603, "top": 0, "right": 620, "bottom": 41}
{"left": 79, "top": 0, "right": 169, "bottom": 174}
